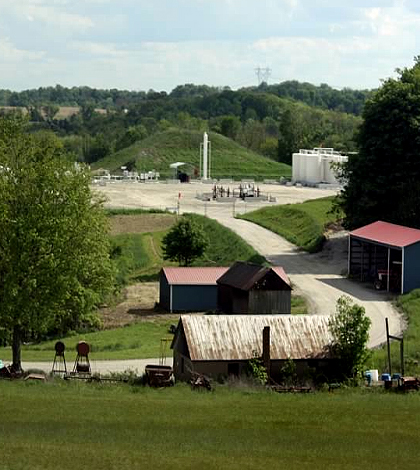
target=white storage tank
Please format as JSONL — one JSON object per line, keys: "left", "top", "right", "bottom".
{"left": 292, "top": 148, "right": 348, "bottom": 185}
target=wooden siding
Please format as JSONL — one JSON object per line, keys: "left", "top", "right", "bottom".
{"left": 249, "top": 290, "right": 291, "bottom": 314}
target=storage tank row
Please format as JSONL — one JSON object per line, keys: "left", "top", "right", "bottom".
{"left": 292, "top": 148, "right": 348, "bottom": 185}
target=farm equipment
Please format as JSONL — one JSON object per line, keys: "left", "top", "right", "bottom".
{"left": 374, "top": 265, "right": 401, "bottom": 291}
{"left": 145, "top": 365, "right": 174, "bottom": 387}
{"left": 145, "top": 337, "right": 175, "bottom": 387}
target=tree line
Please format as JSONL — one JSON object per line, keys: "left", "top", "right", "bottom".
{"left": 1, "top": 86, "right": 362, "bottom": 166}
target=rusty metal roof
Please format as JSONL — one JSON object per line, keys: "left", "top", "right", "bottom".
{"left": 216, "top": 262, "right": 291, "bottom": 290}
{"left": 178, "top": 315, "right": 333, "bottom": 361}
{"left": 162, "top": 267, "right": 229, "bottom": 285}
{"left": 350, "top": 220, "right": 420, "bottom": 248}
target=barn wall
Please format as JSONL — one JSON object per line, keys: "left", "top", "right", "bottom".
{"left": 172, "top": 285, "right": 218, "bottom": 311}
{"left": 248, "top": 290, "right": 291, "bottom": 314}
{"left": 174, "top": 359, "right": 340, "bottom": 383}
{"left": 404, "top": 243, "right": 420, "bottom": 293}
{"left": 232, "top": 289, "right": 249, "bottom": 314}
{"left": 159, "top": 273, "right": 171, "bottom": 311}
{"left": 173, "top": 350, "right": 193, "bottom": 381}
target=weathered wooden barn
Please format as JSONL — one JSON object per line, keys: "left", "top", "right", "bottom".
{"left": 217, "top": 262, "right": 292, "bottom": 314}
{"left": 349, "top": 221, "right": 420, "bottom": 294}
{"left": 159, "top": 267, "right": 229, "bottom": 312}
{"left": 171, "top": 315, "right": 335, "bottom": 382}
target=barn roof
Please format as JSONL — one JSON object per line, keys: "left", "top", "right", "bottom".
{"left": 350, "top": 220, "right": 420, "bottom": 248}
{"left": 216, "top": 262, "right": 291, "bottom": 290}
{"left": 161, "top": 267, "right": 229, "bottom": 285}
{"left": 176, "top": 315, "right": 332, "bottom": 361}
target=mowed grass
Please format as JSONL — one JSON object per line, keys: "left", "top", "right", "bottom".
{"left": 368, "top": 289, "right": 420, "bottom": 376}
{"left": 0, "top": 318, "right": 175, "bottom": 362}
{"left": 239, "top": 196, "right": 342, "bottom": 253}
{"left": 1, "top": 382, "right": 420, "bottom": 470}
{"left": 92, "top": 128, "right": 291, "bottom": 180}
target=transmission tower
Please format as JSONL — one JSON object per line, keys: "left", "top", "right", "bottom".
{"left": 255, "top": 67, "right": 272, "bottom": 86}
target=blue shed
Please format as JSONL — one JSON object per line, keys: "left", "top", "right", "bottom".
{"left": 159, "top": 267, "right": 229, "bottom": 312}
{"left": 349, "top": 221, "right": 420, "bottom": 294}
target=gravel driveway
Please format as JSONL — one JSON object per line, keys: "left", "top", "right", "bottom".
{"left": 97, "top": 181, "right": 404, "bottom": 349}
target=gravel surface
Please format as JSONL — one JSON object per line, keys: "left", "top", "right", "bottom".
{"left": 96, "top": 181, "right": 403, "bottom": 349}
{"left": 23, "top": 357, "right": 173, "bottom": 375}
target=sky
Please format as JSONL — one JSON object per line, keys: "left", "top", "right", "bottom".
{"left": 0, "top": 0, "right": 419, "bottom": 92}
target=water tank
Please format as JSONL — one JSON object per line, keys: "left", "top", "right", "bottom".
{"left": 292, "top": 153, "right": 301, "bottom": 182}
{"left": 304, "top": 154, "right": 321, "bottom": 184}
{"left": 368, "top": 369, "right": 379, "bottom": 382}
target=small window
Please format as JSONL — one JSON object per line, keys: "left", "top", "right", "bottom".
{"left": 228, "top": 362, "right": 240, "bottom": 376}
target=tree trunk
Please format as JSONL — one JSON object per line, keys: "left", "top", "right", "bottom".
{"left": 11, "top": 326, "right": 23, "bottom": 374}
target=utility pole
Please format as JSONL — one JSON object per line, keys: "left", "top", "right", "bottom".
{"left": 255, "top": 67, "right": 272, "bottom": 86}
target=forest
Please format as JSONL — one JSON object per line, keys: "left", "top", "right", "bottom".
{"left": 0, "top": 81, "right": 367, "bottom": 166}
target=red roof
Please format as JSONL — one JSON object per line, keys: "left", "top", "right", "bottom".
{"left": 350, "top": 221, "right": 420, "bottom": 248}
{"left": 162, "top": 267, "right": 229, "bottom": 285}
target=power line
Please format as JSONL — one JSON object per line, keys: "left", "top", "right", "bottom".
{"left": 255, "top": 67, "right": 272, "bottom": 86}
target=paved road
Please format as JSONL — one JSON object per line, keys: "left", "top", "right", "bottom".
{"left": 23, "top": 357, "right": 173, "bottom": 375}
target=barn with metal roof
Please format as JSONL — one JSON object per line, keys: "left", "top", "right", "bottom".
{"left": 217, "top": 261, "right": 292, "bottom": 314}
{"left": 159, "top": 267, "right": 229, "bottom": 312}
{"left": 171, "top": 315, "right": 336, "bottom": 381}
{"left": 349, "top": 220, "right": 420, "bottom": 294}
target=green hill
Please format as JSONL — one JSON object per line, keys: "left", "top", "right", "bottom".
{"left": 91, "top": 128, "right": 291, "bottom": 180}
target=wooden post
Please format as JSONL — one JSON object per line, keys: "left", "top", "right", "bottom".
{"left": 400, "top": 338, "right": 404, "bottom": 377}
{"left": 263, "top": 326, "right": 270, "bottom": 381}
{"left": 386, "top": 317, "right": 392, "bottom": 375}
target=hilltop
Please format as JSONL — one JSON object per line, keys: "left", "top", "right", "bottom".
{"left": 91, "top": 128, "right": 291, "bottom": 180}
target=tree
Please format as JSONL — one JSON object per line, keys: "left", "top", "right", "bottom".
{"left": 329, "top": 296, "right": 371, "bottom": 379}
{"left": 339, "top": 58, "right": 420, "bottom": 229}
{"left": 0, "top": 117, "right": 115, "bottom": 373}
{"left": 161, "top": 217, "right": 208, "bottom": 266}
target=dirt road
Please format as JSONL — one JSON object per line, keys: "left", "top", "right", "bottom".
{"left": 23, "top": 357, "right": 173, "bottom": 375}
{"left": 97, "top": 181, "right": 404, "bottom": 348}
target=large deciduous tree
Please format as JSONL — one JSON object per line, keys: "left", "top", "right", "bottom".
{"left": 0, "top": 117, "right": 114, "bottom": 373}
{"left": 161, "top": 217, "right": 208, "bottom": 267}
{"left": 340, "top": 58, "right": 420, "bottom": 229}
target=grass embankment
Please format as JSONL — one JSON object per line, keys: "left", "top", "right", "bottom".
{"left": 92, "top": 128, "right": 291, "bottom": 180}
{"left": 1, "top": 382, "right": 420, "bottom": 470}
{"left": 368, "top": 289, "right": 420, "bottom": 376}
{"left": 239, "top": 196, "right": 342, "bottom": 253}
{"left": 0, "top": 318, "right": 176, "bottom": 362}
{"left": 110, "top": 212, "right": 266, "bottom": 283}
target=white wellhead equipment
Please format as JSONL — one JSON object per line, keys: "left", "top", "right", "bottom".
{"left": 200, "top": 132, "right": 212, "bottom": 180}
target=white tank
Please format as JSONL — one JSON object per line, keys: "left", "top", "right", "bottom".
{"left": 368, "top": 369, "right": 379, "bottom": 382}
{"left": 292, "top": 153, "right": 301, "bottom": 182}
{"left": 304, "top": 154, "right": 321, "bottom": 184}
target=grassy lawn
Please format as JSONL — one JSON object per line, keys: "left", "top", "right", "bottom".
{"left": 92, "top": 128, "right": 291, "bottom": 180}
{"left": 368, "top": 289, "right": 420, "bottom": 376}
{"left": 0, "top": 382, "right": 419, "bottom": 470}
{"left": 238, "top": 196, "right": 342, "bottom": 253}
{"left": 111, "top": 212, "right": 266, "bottom": 283}
{"left": 0, "top": 317, "right": 176, "bottom": 362}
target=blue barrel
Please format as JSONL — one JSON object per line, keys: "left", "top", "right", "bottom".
{"left": 392, "top": 373, "right": 401, "bottom": 380}
{"left": 381, "top": 373, "right": 391, "bottom": 381}
{"left": 365, "top": 372, "right": 373, "bottom": 385}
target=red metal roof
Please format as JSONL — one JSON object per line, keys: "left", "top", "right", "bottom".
{"left": 350, "top": 221, "right": 420, "bottom": 248}
{"left": 162, "top": 267, "right": 229, "bottom": 285}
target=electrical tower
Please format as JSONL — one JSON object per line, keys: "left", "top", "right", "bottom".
{"left": 255, "top": 67, "right": 272, "bottom": 86}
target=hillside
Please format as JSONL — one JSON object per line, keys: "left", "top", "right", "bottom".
{"left": 92, "top": 128, "right": 291, "bottom": 179}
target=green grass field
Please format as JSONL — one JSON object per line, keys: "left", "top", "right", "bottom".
{"left": 0, "top": 317, "right": 176, "bottom": 362}
{"left": 238, "top": 196, "right": 342, "bottom": 253}
{"left": 92, "top": 128, "right": 291, "bottom": 180}
{"left": 368, "top": 289, "right": 420, "bottom": 376}
{"left": 0, "top": 382, "right": 419, "bottom": 470}
{"left": 111, "top": 212, "right": 266, "bottom": 283}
